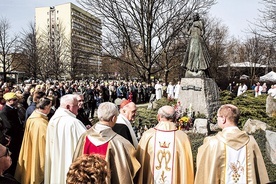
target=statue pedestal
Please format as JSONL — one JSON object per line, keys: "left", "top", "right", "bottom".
{"left": 178, "top": 78, "right": 220, "bottom": 118}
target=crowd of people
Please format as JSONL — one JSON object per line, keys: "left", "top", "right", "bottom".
{"left": 227, "top": 81, "right": 276, "bottom": 98}
{"left": 0, "top": 78, "right": 272, "bottom": 183}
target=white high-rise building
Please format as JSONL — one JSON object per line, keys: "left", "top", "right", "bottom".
{"left": 35, "top": 3, "right": 102, "bottom": 79}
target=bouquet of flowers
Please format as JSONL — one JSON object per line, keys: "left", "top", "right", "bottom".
{"left": 174, "top": 102, "right": 194, "bottom": 130}
{"left": 178, "top": 116, "right": 193, "bottom": 130}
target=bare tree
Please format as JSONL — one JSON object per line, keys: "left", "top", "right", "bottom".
{"left": 0, "top": 17, "right": 18, "bottom": 82}
{"left": 247, "top": 0, "right": 276, "bottom": 80}
{"left": 243, "top": 34, "right": 267, "bottom": 83}
{"left": 204, "top": 16, "right": 229, "bottom": 80}
{"left": 223, "top": 38, "right": 243, "bottom": 79}
{"left": 18, "top": 22, "right": 42, "bottom": 81}
{"left": 77, "top": 0, "right": 215, "bottom": 82}
{"left": 251, "top": 0, "right": 276, "bottom": 42}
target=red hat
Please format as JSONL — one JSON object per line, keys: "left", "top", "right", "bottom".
{"left": 120, "top": 99, "right": 131, "bottom": 109}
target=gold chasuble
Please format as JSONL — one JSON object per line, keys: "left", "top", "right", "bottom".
{"left": 15, "top": 111, "right": 48, "bottom": 184}
{"left": 136, "top": 121, "right": 194, "bottom": 184}
{"left": 195, "top": 127, "right": 269, "bottom": 184}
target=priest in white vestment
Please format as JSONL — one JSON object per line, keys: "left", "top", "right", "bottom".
{"left": 44, "top": 94, "right": 86, "bottom": 184}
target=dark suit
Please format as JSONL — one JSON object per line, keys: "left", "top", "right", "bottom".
{"left": 112, "top": 124, "right": 133, "bottom": 145}
{"left": 0, "top": 105, "right": 24, "bottom": 175}
{"left": 77, "top": 108, "right": 91, "bottom": 127}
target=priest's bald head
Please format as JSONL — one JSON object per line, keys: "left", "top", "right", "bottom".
{"left": 157, "top": 105, "right": 176, "bottom": 122}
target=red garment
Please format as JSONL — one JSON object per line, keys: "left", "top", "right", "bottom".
{"left": 128, "top": 93, "right": 133, "bottom": 102}
{"left": 83, "top": 136, "right": 108, "bottom": 158}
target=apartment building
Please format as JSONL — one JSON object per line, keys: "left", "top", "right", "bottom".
{"left": 35, "top": 2, "right": 102, "bottom": 79}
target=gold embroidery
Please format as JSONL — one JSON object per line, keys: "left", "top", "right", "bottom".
{"left": 229, "top": 161, "right": 244, "bottom": 183}
{"left": 154, "top": 132, "right": 174, "bottom": 184}
{"left": 159, "top": 141, "right": 170, "bottom": 148}
{"left": 156, "top": 149, "right": 171, "bottom": 171}
{"left": 159, "top": 171, "right": 167, "bottom": 184}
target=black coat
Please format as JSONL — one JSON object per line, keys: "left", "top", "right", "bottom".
{"left": 112, "top": 124, "right": 133, "bottom": 145}
{"left": 0, "top": 105, "right": 24, "bottom": 175}
{"left": 77, "top": 108, "right": 91, "bottom": 127}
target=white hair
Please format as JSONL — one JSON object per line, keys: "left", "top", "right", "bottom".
{"left": 98, "top": 102, "right": 119, "bottom": 121}
{"left": 60, "top": 94, "right": 77, "bottom": 107}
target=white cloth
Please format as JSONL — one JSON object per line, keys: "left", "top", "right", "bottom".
{"left": 167, "top": 84, "right": 174, "bottom": 99}
{"left": 254, "top": 85, "right": 263, "bottom": 97}
{"left": 116, "top": 114, "right": 138, "bottom": 148}
{"left": 225, "top": 145, "right": 247, "bottom": 184}
{"left": 44, "top": 108, "right": 86, "bottom": 184}
{"left": 153, "top": 130, "right": 175, "bottom": 183}
{"left": 174, "top": 84, "right": 181, "bottom": 99}
{"left": 155, "top": 83, "right": 162, "bottom": 100}
{"left": 268, "top": 88, "right": 276, "bottom": 98}
{"left": 237, "top": 84, "right": 247, "bottom": 96}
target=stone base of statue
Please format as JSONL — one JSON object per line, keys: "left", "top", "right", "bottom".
{"left": 266, "top": 95, "right": 276, "bottom": 117}
{"left": 178, "top": 77, "right": 220, "bottom": 118}
{"left": 185, "top": 70, "right": 206, "bottom": 78}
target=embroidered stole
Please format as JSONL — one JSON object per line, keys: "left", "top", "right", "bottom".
{"left": 153, "top": 129, "right": 175, "bottom": 184}
{"left": 225, "top": 145, "right": 247, "bottom": 184}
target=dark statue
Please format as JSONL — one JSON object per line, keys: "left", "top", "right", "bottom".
{"left": 181, "top": 13, "right": 211, "bottom": 78}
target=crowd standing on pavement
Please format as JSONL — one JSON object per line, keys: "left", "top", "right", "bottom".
{"left": 0, "top": 78, "right": 272, "bottom": 183}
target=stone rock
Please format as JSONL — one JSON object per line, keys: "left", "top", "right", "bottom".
{"left": 209, "top": 123, "right": 219, "bottom": 131}
{"left": 147, "top": 100, "right": 158, "bottom": 110}
{"left": 177, "top": 78, "right": 220, "bottom": 118}
{"left": 266, "top": 95, "right": 276, "bottom": 117}
{"left": 265, "top": 130, "right": 276, "bottom": 164}
{"left": 193, "top": 118, "right": 208, "bottom": 135}
{"left": 242, "top": 119, "right": 269, "bottom": 134}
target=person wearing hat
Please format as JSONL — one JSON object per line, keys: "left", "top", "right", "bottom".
{"left": 112, "top": 99, "right": 138, "bottom": 148}
{"left": 0, "top": 92, "right": 24, "bottom": 176}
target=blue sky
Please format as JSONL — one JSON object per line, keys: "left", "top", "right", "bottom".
{"left": 0, "top": 0, "right": 263, "bottom": 39}
{"left": 209, "top": 0, "right": 263, "bottom": 40}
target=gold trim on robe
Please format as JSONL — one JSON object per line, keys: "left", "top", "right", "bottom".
{"left": 135, "top": 121, "right": 194, "bottom": 184}
{"left": 195, "top": 127, "right": 270, "bottom": 184}
{"left": 153, "top": 130, "right": 175, "bottom": 184}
